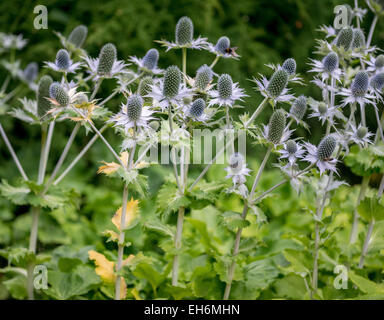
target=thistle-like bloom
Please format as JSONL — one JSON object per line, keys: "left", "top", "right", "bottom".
{"left": 279, "top": 140, "right": 305, "bottom": 166}
{"left": 336, "top": 27, "right": 354, "bottom": 51}
{"left": 156, "top": 16, "right": 208, "bottom": 51}
{"left": 0, "top": 33, "right": 27, "bottom": 50}
{"left": 186, "top": 98, "right": 211, "bottom": 122}
{"left": 49, "top": 82, "right": 70, "bottom": 107}
{"left": 225, "top": 152, "right": 251, "bottom": 186}
{"left": 67, "top": 25, "right": 88, "bottom": 48}
{"left": 194, "top": 64, "right": 213, "bottom": 91}
{"left": 352, "top": 29, "right": 366, "bottom": 49}
{"left": 206, "top": 36, "right": 240, "bottom": 59}
{"left": 348, "top": 124, "right": 374, "bottom": 147}
{"left": 82, "top": 43, "right": 128, "bottom": 80}
{"left": 129, "top": 48, "right": 163, "bottom": 75}
{"left": 37, "top": 75, "right": 53, "bottom": 118}
{"left": 253, "top": 68, "right": 294, "bottom": 103}
{"left": 339, "top": 71, "right": 375, "bottom": 107}
{"left": 266, "top": 58, "right": 303, "bottom": 84}
{"left": 148, "top": 65, "right": 192, "bottom": 110}
{"left": 208, "top": 74, "right": 247, "bottom": 107}
{"left": 304, "top": 135, "right": 338, "bottom": 175}
{"left": 263, "top": 109, "right": 291, "bottom": 145}
{"left": 308, "top": 101, "right": 338, "bottom": 125}
{"left": 109, "top": 94, "right": 154, "bottom": 133}
{"left": 45, "top": 49, "right": 82, "bottom": 73}
{"left": 370, "top": 72, "right": 384, "bottom": 101}
{"left": 282, "top": 58, "right": 296, "bottom": 76}
{"left": 19, "top": 62, "right": 38, "bottom": 85}
{"left": 309, "top": 51, "right": 342, "bottom": 82}
{"left": 138, "top": 76, "right": 154, "bottom": 103}
{"left": 366, "top": 54, "right": 384, "bottom": 73}
{"left": 289, "top": 95, "right": 307, "bottom": 124}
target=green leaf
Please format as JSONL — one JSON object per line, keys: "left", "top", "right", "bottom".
{"left": 219, "top": 211, "right": 250, "bottom": 231}
{"left": 156, "top": 182, "right": 190, "bottom": 220}
{"left": 143, "top": 220, "right": 175, "bottom": 239}
{"left": 358, "top": 197, "right": 384, "bottom": 222}
{"left": 3, "top": 276, "right": 27, "bottom": 300}
{"left": 349, "top": 271, "right": 384, "bottom": 295}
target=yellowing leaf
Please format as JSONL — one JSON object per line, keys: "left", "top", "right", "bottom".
{"left": 112, "top": 199, "right": 139, "bottom": 231}
{"left": 88, "top": 250, "right": 116, "bottom": 283}
{"left": 131, "top": 288, "right": 142, "bottom": 300}
{"left": 103, "top": 230, "right": 119, "bottom": 242}
{"left": 123, "top": 254, "right": 135, "bottom": 266}
{"left": 97, "top": 152, "right": 128, "bottom": 175}
{"left": 135, "top": 161, "right": 149, "bottom": 169}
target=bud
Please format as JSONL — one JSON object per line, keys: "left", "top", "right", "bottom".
{"left": 317, "top": 136, "right": 336, "bottom": 160}
{"left": 229, "top": 152, "right": 245, "bottom": 173}
{"left": 126, "top": 94, "right": 143, "bottom": 122}
{"left": 286, "top": 140, "right": 297, "bottom": 154}
{"left": 190, "top": 98, "right": 205, "bottom": 117}
{"left": 175, "top": 16, "right": 193, "bottom": 45}
{"left": 318, "top": 102, "right": 328, "bottom": 115}
{"left": 375, "top": 54, "right": 384, "bottom": 68}
{"left": 68, "top": 25, "right": 88, "bottom": 48}
{"left": 142, "top": 48, "right": 159, "bottom": 70}
{"left": 370, "top": 72, "right": 384, "bottom": 91}
{"left": 163, "top": 65, "right": 181, "bottom": 98}
{"left": 336, "top": 27, "right": 353, "bottom": 50}
{"left": 282, "top": 58, "right": 296, "bottom": 76}
{"left": 75, "top": 93, "right": 88, "bottom": 104}
{"left": 352, "top": 29, "right": 365, "bottom": 49}
{"left": 322, "top": 52, "right": 339, "bottom": 72}
{"left": 23, "top": 62, "right": 38, "bottom": 82}
{"left": 267, "top": 109, "right": 286, "bottom": 144}
{"left": 49, "top": 82, "right": 69, "bottom": 107}
{"left": 97, "top": 43, "right": 116, "bottom": 75}
{"left": 218, "top": 74, "right": 233, "bottom": 99}
{"left": 290, "top": 95, "right": 307, "bottom": 120}
{"left": 195, "top": 64, "right": 213, "bottom": 91}
{"left": 351, "top": 71, "right": 369, "bottom": 97}
{"left": 37, "top": 75, "right": 53, "bottom": 118}
{"left": 357, "top": 126, "right": 368, "bottom": 139}
{"left": 138, "top": 76, "right": 154, "bottom": 102}
{"left": 56, "top": 49, "right": 70, "bottom": 70}
{"left": 214, "top": 36, "right": 230, "bottom": 54}
{"left": 149, "top": 121, "right": 159, "bottom": 131}
{"left": 267, "top": 69, "right": 288, "bottom": 98}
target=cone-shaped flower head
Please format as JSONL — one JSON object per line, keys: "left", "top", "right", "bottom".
{"left": 357, "top": 126, "right": 368, "bottom": 139}
{"left": 229, "top": 152, "right": 245, "bottom": 174}
{"left": 195, "top": 64, "right": 213, "bottom": 91}
{"left": 37, "top": 75, "right": 53, "bottom": 118}
{"left": 142, "top": 48, "right": 159, "bottom": 70}
{"left": 351, "top": 71, "right": 369, "bottom": 97}
{"left": 375, "top": 55, "right": 384, "bottom": 68}
{"left": 290, "top": 95, "right": 307, "bottom": 120}
{"left": 175, "top": 16, "right": 193, "bottom": 45}
{"left": 267, "top": 109, "right": 286, "bottom": 144}
{"left": 97, "top": 43, "right": 117, "bottom": 75}
{"left": 190, "top": 98, "right": 205, "bottom": 117}
{"left": 282, "top": 58, "right": 296, "bottom": 76}
{"left": 371, "top": 72, "right": 384, "bottom": 91}
{"left": 352, "top": 29, "right": 365, "bottom": 49}
{"left": 49, "top": 82, "right": 69, "bottom": 107}
{"left": 318, "top": 102, "right": 328, "bottom": 115}
{"left": 336, "top": 27, "right": 353, "bottom": 50}
{"left": 23, "top": 62, "right": 38, "bottom": 82}
{"left": 68, "top": 25, "right": 88, "bottom": 48}
{"left": 218, "top": 74, "right": 233, "bottom": 99}
{"left": 56, "top": 49, "right": 70, "bottom": 70}
{"left": 323, "top": 52, "right": 339, "bottom": 72}
{"left": 267, "top": 69, "right": 288, "bottom": 98}
{"left": 214, "top": 36, "right": 230, "bottom": 54}
{"left": 139, "top": 76, "right": 154, "bottom": 102}
{"left": 126, "top": 94, "right": 143, "bottom": 122}
{"left": 317, "top": 136, "right": 336, "bottom": 160}
{"left": 286, "top": 140, "right": 298, "bottom": 154}
{"left": 163, "top": 65, "right": 181, "bottom": 98}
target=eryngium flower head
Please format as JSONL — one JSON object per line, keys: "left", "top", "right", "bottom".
{"left": 126, "top": 94, "right": 143, "bottom": 122}
{"left": 49, "top": 82, "right": 69, "bottom": 107}
{"left": 282, "top": 58, "right": 296, "bottom": 75}
{"left": 351, "top": 71, "right": 369, "bottom": 97}
{"left": 37, "top": 75, "right": 53, "bottom": 118}
{"left": 195, "top": 64, "right": 213, "bottom": 91}
{"left": 375, "top": 55, "right": 384, "bottom": 68}
{"left": 286, "top": 140, "right": 298, "bottom": 154}
{"left": 218, "top": 74, "right": 233, "bottom": 99}
{"left": 336, "top": 27, "right": 353, "bottom": 50}
{"left": 370, "top": 72, "right": 384, "bottom": 91}
{"left": 189, "top": 98, "right": 205, "bottom": 117}
{"left": 267, "top": 69, "right": 288, "bottom": 98}
{"left": 68, "top": 25, "right": 87, "bottom": 48}
{"left": 290, "top": 95, "right": 307, "bottom": 120}
{"left": 23, "top": 62, "right": 38, "bottom": 82}
{"left": 317, "top": 136, "right": 336, "bottom": 160}
{"left": 56, "top": 49, "right": 70, "bottom": 70}
{"left": 75, "top": 93, "right": 88, "bottom": 104}
{"left": 229, "top": 152, "right": 245, "bottom": 174}
{"left": 214, "top": 36, "right": 230, "bottom": 54}
{"left": 175, "top": 16, "right": 193, "bottom": 45}
{"left": 139, "top": 76, "right": 154, "bottom": 102}
{"left": 322, "top": 52, "right": 339, "bottom": 72}
{"left": 267, "top": 109, "right": 286, "bottom": 144}
{"left": 97, "top": 43, "right": 117, "bottom": 75}
{"left": 352, "top": 29, "right": 365, "bottom": 49}
{"left": 357, "top": 126, "right": 368, "bottom": 139}
{"left": 163, "top": 65, "right": 181, "bottom": 98}
{"left": 142, "top": 48, "right": 159, "bottom": 70}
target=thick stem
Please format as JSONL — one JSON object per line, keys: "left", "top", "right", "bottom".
{"left": 172, "top": 206, "right": 185, "bottom": 286}
{"left": 358, "top": 220, "right": 375, "bottom": 269}
{"left": 249, "top": 146, "right": 272, "bottom": 198}
{"left": 245, "top": 97, "right": 268, "bottom": 128}
{"left": 182, "top": 48, "right": 187, "bottom": 85}
{"left": 349, "top": 175, "right": 370, "bottom": 244}
{"left": 54, "top": 125, "right": 108, "bottom": 185}
{"left": 360, "top": 104, "right": 366, "bottom": 127}
{"left": 90, "top": 78, "right": 103, "bottom": 100}
{"left": 39, "top": 121, "right": 55, "bottom": 185}
{"left": 0, "top": 123, "right": 29, "bottom": 181}
{"left": 367, "top": 15, "right": 378, "bottom": 48}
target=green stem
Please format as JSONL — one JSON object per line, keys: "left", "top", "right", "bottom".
{"left": 367, "top": 15, "right": 378, "bottom": 48}
{"left": 172, "top": 206, "right": 185, "bottom": 286}
{"left": 209, "top": 56, "right": 220, "bottom": 69}
{"left": 358, "top": 220, "right": 375, "bottom": 269}
{"left": 90, "top": 78, "right": 103, "bottom": 100}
